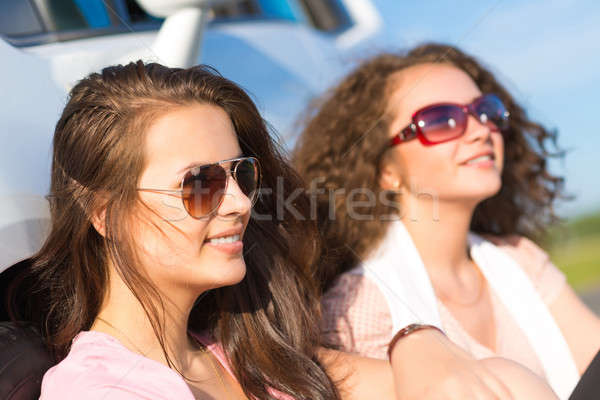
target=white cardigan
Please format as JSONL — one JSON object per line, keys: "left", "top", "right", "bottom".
{"left": 349, "top": 220, "right": 579, "bottom": 399}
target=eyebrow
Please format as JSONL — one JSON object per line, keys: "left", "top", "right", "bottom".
{"left": 177, "top": 161, "right": 210, "bottom": 175}
{"left": 175, "top": 154, "right": 244, "bottom": 178}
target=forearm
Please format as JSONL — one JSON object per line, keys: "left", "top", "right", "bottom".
{"left": 479, "top": 358, "right": 558, "bottom": 400}
{"left": 320, "top": 327, "right": 556, "bottom": 399}
{"left": 389, "top": 328, "right": 556, "bottom": 399}
{"left": 389, "top": 328, "right": 473, "bottom": 399}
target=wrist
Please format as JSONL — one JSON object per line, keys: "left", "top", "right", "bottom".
{"left": 387, "top": 323, "right": 445, "bottom": 360}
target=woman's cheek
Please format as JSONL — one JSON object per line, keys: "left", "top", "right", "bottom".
{"left": 494, "top": 133, "right": 505, "bottom": 172}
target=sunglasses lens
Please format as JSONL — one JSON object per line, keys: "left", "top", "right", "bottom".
{"left": 417, "top": 105, "right": 467, "bottom": 143}
{"left": 182, "top": 164, "right": 227, "bottom": 218}
{"left": 474, "top": 94, "right": 510, "bottom": 131}
{"left": 234, "top": 158, "right": 260, "bottom": 205}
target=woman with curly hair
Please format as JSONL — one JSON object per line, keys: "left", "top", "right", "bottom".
{"left": 294, "top": 43, "right": 600, "bottom": 399}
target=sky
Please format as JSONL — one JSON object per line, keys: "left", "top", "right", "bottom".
{"left": 364, "top": 0, "right": 599, "bottom": 217}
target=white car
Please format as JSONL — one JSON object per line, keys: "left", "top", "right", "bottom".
{"left": 0, "top": 0, "right": 382, "bottom": 273}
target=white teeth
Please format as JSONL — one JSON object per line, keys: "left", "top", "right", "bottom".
{"left": 208, "top": 234, "right": 240, "bottom": 244}
{"left": 466, "top": 155, "right": 492, "bottom": 164}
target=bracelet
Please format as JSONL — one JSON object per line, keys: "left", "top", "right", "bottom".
{"left": 387, "top": 323, "right": 444, "bottom": 360}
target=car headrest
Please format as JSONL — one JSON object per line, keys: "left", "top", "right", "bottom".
{"left": 0, "top": 322, "right": 54, "bottom": 400}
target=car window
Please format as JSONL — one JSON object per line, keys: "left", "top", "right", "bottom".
{"left": 0, "top": 0, "right": 44, "bottom": 36}
{"left": 0, "top": 0, "right": 352, "bottom": 47}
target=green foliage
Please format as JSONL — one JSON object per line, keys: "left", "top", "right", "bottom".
{"left": 543, "top": 210, "right": 600, "bottom": 291}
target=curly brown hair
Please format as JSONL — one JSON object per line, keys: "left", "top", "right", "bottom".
{"left": 293, "top": 43, "right": 567, "bottom": 291}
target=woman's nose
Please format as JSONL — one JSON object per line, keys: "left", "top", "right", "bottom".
{"left": 216, "top": 175, "right": 252, "bottom": 218}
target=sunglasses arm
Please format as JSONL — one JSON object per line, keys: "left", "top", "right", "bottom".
{"left": 137, "top": 188, "right": 185, "bottom": 199}
{"left": 390, "top": 124, "right": 418, "bottom": 146}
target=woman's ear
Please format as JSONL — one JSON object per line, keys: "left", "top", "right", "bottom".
{"left": 90, "top": 197, "right": 108, "bottom": 237}
{"left": 378, "top": 153, "right": 402, "bottom": 191}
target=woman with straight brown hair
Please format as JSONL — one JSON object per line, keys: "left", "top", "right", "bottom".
{"left": 7, "top": 60, "right": 556, "bottom": 399}
{"left": 294, "top": 43, "right": 600, "bottom": 399}
{"left": 8, "top": 60, "right": 346, "bottom": 400}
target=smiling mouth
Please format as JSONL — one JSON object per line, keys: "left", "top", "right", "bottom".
{"left": 206, "top": 234, "right": 240, "bottom": 244}
{"left": 465, "top": 154, "right": 494, "bottom": 165}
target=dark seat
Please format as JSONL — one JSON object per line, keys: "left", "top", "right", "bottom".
{"left": 569, "top": 350, "right": 600, "bottom": 400}
{"left": 0, "top": 322, "right": 54, "bottom": 399}
{"left": 0, "top": 261, "right": 54, "bottom": 400}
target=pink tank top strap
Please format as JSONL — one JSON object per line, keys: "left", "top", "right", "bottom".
{"left": 189, "top": 331, "right": 296, "bottom": 400}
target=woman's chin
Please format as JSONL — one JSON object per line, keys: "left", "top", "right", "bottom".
{"left": 465, "top": 176, "right": 502, "bottom": 200}
{"left": 206, "top": 259, "right": 248, "bottom": 289}
{"left": 442, "top": 184, "right": 502, "bottom": 207}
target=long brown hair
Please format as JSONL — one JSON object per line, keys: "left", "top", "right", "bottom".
{"left": 293, "top": 43, "right": 567, "bottom": 291}
{"left": 10, "top": 61, "right": 339, "bottom": 400}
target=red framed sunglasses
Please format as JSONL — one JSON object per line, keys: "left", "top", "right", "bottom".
{"left": 389, "top": 94, "right": 510, "bottom": 147}
{"left": 138, "top": 156, "right": 261, "bottom": 219}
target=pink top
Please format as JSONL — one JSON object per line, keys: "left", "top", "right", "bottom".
{"left": 40, "top": 330, "right": 294, "bottom": 399}
{"left": 321, "top": 235, "right": 567, "bottom": 380}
